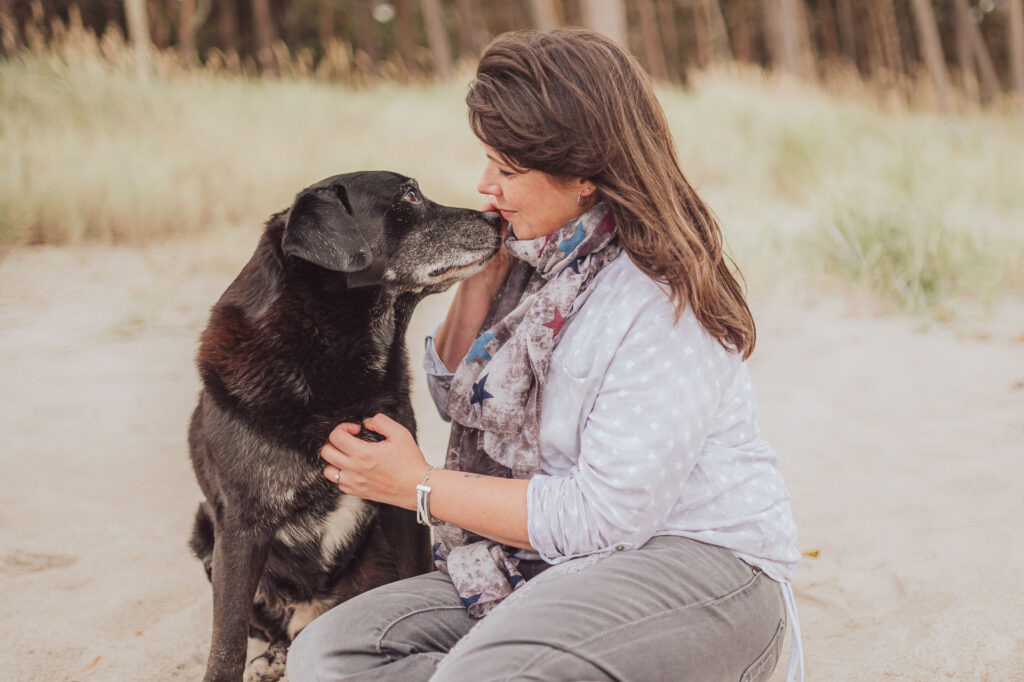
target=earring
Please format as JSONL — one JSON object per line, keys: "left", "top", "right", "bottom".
{"left": 577, "top": 188, "right": 592, "bottom": 206}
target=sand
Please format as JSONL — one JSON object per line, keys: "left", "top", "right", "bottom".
{"left": 1, "top": 236, "right": 1022, "bottom": 681}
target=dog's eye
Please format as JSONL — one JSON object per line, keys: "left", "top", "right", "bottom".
{"left": 403, "top": 190, "right": 421, "bottom": 204}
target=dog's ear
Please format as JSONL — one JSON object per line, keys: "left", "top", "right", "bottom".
{"left": 281, "top": 186, "right": 382, "bottom": 286}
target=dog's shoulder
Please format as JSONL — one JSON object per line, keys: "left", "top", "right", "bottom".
{"left": 196, "top": 215, "right": 298, "bottom": 404}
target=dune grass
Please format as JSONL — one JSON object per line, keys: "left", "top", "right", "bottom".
{"left": 1, "top": 25, "right": 1022, "bottom": 312}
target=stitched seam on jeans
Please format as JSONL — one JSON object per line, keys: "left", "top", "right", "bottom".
{"left": 590, "top": 569, "right": 763, "bottom": 645}
{"left": 505, "top": 646, "right": 620, "bottom": 682}
{"left": 512, "top": 569, "right": 765, "bottom": 676}
{"left": 741, "top": 617, "right": 785, "bottom": 682}
{"left": 375, "top": 605, "right": 468, "bottom": 660}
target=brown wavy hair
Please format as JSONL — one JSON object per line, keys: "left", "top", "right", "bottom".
{"left": 466, "top": 28, "right": 756, "bottom": 358}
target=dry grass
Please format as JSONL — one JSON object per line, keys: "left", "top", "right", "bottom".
{"left": 2, "top": 19, "right": 1022, "bottom": 312}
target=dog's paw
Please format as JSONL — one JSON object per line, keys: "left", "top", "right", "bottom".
{"left": 243, "top": 653, "right": 287, "bottom": 682}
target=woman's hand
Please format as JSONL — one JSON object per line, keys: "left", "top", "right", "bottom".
{"left": 465, "top": 196, "right": 515, "bottom": 299}
{"left": 320, "top": 414, "right": 430, "bottom": 510}
{"left": 322, "top": 415, "right": 534, "bottom": 550}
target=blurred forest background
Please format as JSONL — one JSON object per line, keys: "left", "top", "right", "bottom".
{"left": 1, "top": 0, "right": 1023, "bottom": 312}
{"left": 2, "top": 0, "right": 1023, "bottom": 103}
{"left": 2, "top": 0, "right": 1024, "bottom": 102}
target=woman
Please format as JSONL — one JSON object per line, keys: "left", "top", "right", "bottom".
{"left": 288, "top": 28, "right": 802, "bottom": 682}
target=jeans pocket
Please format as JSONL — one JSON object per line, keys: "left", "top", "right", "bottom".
{"left": 740, "top": 616, "right": 785, "bottom": 682}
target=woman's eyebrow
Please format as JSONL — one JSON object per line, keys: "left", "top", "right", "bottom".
{"left": 487, "top": 153, "right": 526, "bottom": 172}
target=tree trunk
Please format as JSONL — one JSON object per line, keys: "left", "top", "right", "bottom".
{"left": 658, "top": 0, "right": 680, "bottom": 81}
{"left": 728, "top": 0, "right": 756, "bottom": 64}
{"left": 395, "top": 0, "right": 420, "bottom": 77}
{"left": 354, "top": 0, "right": 380, "bottom": 66}
{"left": 580, "top": 0, "right": 627, "bottom": 49}
{"left": 0, "top": 0, "right": 17, "bottom": 55}
{"left": 953, "top": 0, "right": 979, "bottom": 105}
{"left": 147, "top": 0, "right": 168, "bottom": 48}
{"left": 969, "top": 0, "right": 1000, "bottom": 102}
{"left": 869, "top": 0, "right": 904, "bottom": 78}
{"left": 694, "top": 0, "right": 731, "bottom": 66}
{"left": 123, "top": 0, "right": 150, "bottom": 65}
{"left": 317, "top": 0, "right": 333, "bottom": 52}
{"left": 636, "top": 0, "right": 667, "bottom": 79}
{"left": 421, "top": 0, "right": 451, "bottom": 80}
{"left": 705, "top": 0, "right": 733, "bottom": 62}
{"left": 951, "top": 0, "right": 1000, "bottom": 102}
{"left": 528, "top": 0, "right": 559, "bottom": 31}
{"left": 220, "top": 0, "right": 240, "bottom": 72}
{"left": 834, "top": 0, "right": 856, "bottom": 64}
{"left": 495, "top": 2, "right": 529, "bottom": 33}
{"left": 817, "top": 0, "right": 840, "bottom": 62}
{"left": 876, "top": 0, "right": 901, "bottom": 74}
{"left": 762, "top": 0, "right": 814, "bottom": 78}
{"left": 454, "top": 0, "right": 485, "bottom": 60}
{"left": 694, "top": 0, "right": 714, "bottom": 68}
{"left": 178, "top": 0, "right": 196, "bottom": 69}
{"left": 251, "top": 0, "right": 278, "bottom": 76}
{"left": 1010, "top": 0, "right": 1024, "bottom": 108}
{"left": 909, "top": 0, "right": 953, "bottom": 112}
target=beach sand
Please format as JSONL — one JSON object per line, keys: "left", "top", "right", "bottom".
{"left": 1, "top": 236, "right": 1022, "bottom": 681}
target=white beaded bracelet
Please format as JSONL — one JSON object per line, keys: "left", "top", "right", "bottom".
{"left": 416, "top": 465, "right": 442, "bottom": 526}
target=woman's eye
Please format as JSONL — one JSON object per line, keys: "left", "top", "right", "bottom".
{"left": 497, "top": 169, "right": 513, "bottom": 178}
{"left": 404, "top": 190, "right": 421, "bottom": 203}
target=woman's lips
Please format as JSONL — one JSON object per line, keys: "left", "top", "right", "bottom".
{"left": 497, "top": 209, "right": 516, "bottom": 220}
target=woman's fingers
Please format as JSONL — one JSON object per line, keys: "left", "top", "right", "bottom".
{"left": 362, "top": 413, "right": 405, "bottom": 441}
{"left": 320, "top": 441, "right": 351, "bottom": 468}
{"left": 327, "top": 422, "right": 364, "bottom": 450}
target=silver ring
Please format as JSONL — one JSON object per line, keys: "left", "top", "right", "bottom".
{"left": 334, "top": 470, "right": 341, "bottom": 483}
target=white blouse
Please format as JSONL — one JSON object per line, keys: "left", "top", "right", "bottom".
{"left": 425, "top": 251, "right": 800, "bottom": 583}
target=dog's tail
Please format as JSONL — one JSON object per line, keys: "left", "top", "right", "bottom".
{"left": 189, "top": 501, "right": 216, "bottom": 580}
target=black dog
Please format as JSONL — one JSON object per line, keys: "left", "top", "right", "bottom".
{"left": 188, "top": 171, "right": 501, "bottom": 682}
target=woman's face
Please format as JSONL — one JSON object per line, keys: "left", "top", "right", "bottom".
{"left": 476, "top": 144, "right": 594, "bottom": 241}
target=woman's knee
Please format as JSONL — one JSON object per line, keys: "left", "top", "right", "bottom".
{"left": 286, "top": 596, "right": 404, "bottom": 682}
{"left": 286, "top": 573, "right": 472, "bottom": 681}
{"left": 284, "top": 586, "right": 413, "bottom": 681}
{"left": 286, "top": 617, "right": 329, "bottom": 682}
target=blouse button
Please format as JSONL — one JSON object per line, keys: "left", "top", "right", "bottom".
{"left": 615, "top": 544, "right": 625, "bottom": 551}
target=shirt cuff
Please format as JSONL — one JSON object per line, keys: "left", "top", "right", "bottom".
{"left": 424, "top": 325, "right": 454, "bottom": 421}
{"left": 526, "top": 475, "right": 634, "bottom": 564}
{"left": 423, "top": 324, "right": 454, "bottom": 377}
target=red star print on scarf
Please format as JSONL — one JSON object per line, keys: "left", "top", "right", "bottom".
{"left": 542, "top": 309, "right": 566, "bottom": 336}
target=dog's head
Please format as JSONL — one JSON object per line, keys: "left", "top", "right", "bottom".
{"left": 281, "top": 171, "right": 502, "bottom": 292}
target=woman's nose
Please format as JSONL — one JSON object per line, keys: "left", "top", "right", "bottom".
{"left": 477, "top": 169, "right": 500, "bottom": 197}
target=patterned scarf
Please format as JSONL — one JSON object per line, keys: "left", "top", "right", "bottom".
{"left": 433, "top": 201, "right": 621, "bottom": 617}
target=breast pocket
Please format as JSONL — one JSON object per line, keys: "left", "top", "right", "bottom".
{"left": 539, "top": 360, "right": 602, "bottom": 469}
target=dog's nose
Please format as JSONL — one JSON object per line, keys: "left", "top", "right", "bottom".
{"left": 481, "top": 212, "right": 502, "bottom": 229}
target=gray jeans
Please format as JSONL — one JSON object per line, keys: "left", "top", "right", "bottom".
{"left": 287, "top": 535, "right": 786, "bottom": 682}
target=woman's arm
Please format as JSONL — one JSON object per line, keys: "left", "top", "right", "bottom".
{"left": 434, "top": 253, "right": 513, "bottom": 371}
{"left": 420, "top": 469, "right": 532, "bottom": 549}
{"left": 433, "top": 201, "right": 512, "bottom": 371}
{"left": 319, "top": 414, "right": 535, "bottom": 550}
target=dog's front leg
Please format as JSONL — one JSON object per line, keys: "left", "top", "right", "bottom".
{"left": 204, "top": 522, "right": 271, "bottom": 682}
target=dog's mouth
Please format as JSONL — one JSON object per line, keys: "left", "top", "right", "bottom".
{"left": 427, "top": 248, "right": 499, "bottom": 281}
